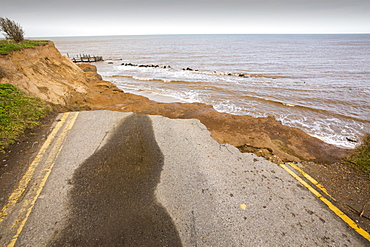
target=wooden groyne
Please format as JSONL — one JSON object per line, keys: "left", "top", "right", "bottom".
{"left": 68, "top": 54, "right": 103, "bottom": 63}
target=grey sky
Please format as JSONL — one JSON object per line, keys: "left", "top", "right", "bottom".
{"left": 2, "top": 0, "right": 369, "bottom": 37}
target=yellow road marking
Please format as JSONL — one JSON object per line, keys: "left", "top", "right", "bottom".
{"left": 7, "top": 112, "right": 79, "bottom": 247}
{"left": 288, "top": 162, "right": 336, "bottom": 201}
{"left": 10, "top": 112, "right": 76, "bottom": 227}
{"left": 280, "top": 163, "right": 370, "bottom": 242}
{"left": 0, "top": 112, "right": 69, "bottom": 222}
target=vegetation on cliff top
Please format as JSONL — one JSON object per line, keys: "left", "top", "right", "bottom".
{"left": 0, "top": 83, "right": 49, "bottom": 152}
{"left": 0, "top": 17, "right": 24, "bottom": 43}
{"left": 0, "top": 17, "right": 48, "bottom": 54}
{"left": 344, "top": 133, "right": 370, "bottom": 178}
{"left": 0, "top": 40, "right": 48, "bottom": 54}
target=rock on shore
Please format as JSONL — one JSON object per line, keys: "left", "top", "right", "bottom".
{"left": 0, "top": 42, "right": 350, "bottom": 163}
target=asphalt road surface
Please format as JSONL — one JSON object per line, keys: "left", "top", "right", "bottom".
{"left": 0, "top": 110, "right": 368, "bottom": 246}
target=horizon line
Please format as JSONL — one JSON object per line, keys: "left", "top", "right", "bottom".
{"left": 26, "top": 32, "right": 370, "bottom": 38}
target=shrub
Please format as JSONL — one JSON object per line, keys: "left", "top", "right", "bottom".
{"left": 0, "top": 17, "right": 24, "bottom": 43}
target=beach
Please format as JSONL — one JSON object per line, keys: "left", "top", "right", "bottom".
{"left": 73, "top": 63, "right": 349, "bottom": 164}
{"left": 0, "top": 39, "right": 361, "bottom": 163}
{"left": 51, "top": 34, "right": 370, "bottom": 149}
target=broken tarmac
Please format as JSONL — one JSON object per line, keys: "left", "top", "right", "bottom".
{"left": 0, "top": 110, "right": 368, "bottom": 246}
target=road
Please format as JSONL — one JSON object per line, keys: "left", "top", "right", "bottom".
{"left": 0, "top": 110, "right": 368, "bottom": 246}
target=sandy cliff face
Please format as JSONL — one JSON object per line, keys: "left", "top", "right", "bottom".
{"left": 0, "top": 42, "right": 88, "bottom": 105}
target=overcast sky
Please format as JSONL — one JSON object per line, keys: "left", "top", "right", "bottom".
{"left": 2, "top": 0, "right": 369, "bottom": 37}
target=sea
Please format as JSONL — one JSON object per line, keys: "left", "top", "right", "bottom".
{"left": 47, "top": 34, "right": 370, "bottom": 149}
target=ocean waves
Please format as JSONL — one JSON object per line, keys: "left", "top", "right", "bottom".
{"left": 57, "top": 34, "right": 369, "bottom": 149}
{"left": 102, "top": 62, "right": 369, "bottom": 149}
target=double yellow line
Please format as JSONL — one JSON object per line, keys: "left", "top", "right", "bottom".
{"left": 1, "top": 111, "right": 369, "bottom": 244}
{"left": 280, "top": 162, "right": 370, "bottom": 242}
{"left": 0, "top": 112, "right": 79, "bottom": 247}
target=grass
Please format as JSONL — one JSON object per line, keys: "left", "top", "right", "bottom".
{"left": 344, "top": 133, "right": 370, "bottom": 178}
{"left": 0, "top": 40, "right": 49, "bottom": 54}
{"left": 0, "top": 83, "right": 49, "bottom": 152}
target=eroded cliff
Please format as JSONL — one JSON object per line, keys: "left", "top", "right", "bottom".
{"left": 0, "top": 42, "right": 350, "bottom": 163}
{"left": 0, "top": 41, "right": 88, "bottom": 105}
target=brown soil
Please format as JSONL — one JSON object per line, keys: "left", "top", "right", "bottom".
{"left": 302, "top": 162, "right": 370, "bottom": 233}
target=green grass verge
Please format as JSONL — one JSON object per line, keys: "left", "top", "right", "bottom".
{"left": 344, "top": 133, "right": 370, "bottom": 178}
{"left": 0, "top": 40, "right": 49, "bottom": 54}
{"left": 0, "top": 83, "right": 49, "bottom": 152}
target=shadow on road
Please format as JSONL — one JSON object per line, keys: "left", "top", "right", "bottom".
{"left": 49, "top": 114, "right": 182, "bottom": 246}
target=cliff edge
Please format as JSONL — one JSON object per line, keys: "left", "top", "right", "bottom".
{"left": 0, "top": 41, "right": 88, "bottom": 105}
{"left": 0, "top": 42, "right": 350, "bottom": 163}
